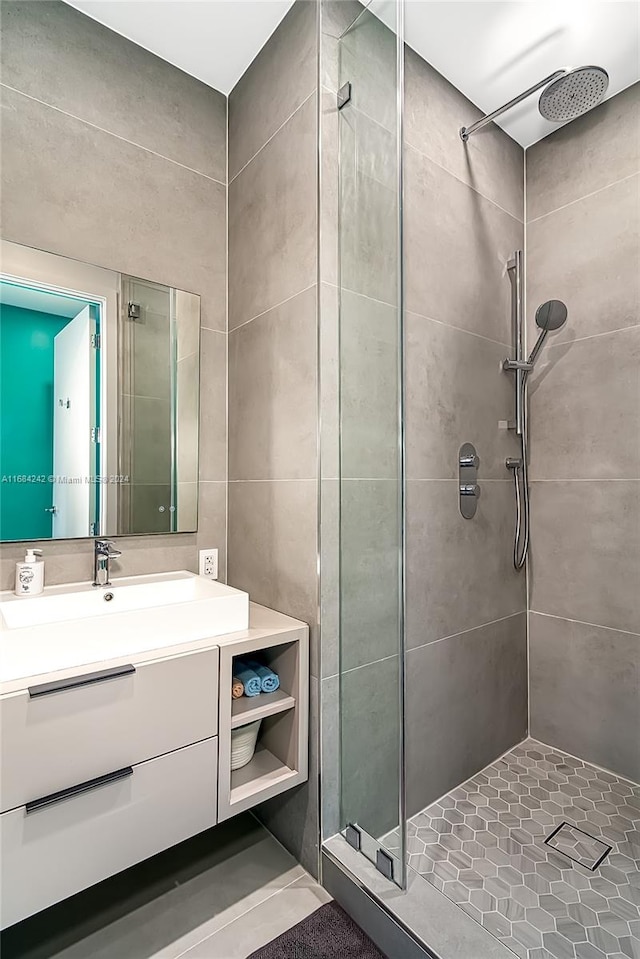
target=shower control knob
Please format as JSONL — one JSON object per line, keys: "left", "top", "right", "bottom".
{"left": 459, "top": 443, "right": 480, "bottom": 519}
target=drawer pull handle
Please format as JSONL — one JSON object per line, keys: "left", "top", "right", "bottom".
{"left": 28, "top": 664, "right": 136, "bottom": 699}
{"left": 26, "top": 766, "right": 134, "bottom": 814}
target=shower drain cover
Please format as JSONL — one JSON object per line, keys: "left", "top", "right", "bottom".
{"left": 544, "top": 822, "right": 612, "bottom": 870}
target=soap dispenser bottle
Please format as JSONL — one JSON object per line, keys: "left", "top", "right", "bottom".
{"left": 15, "top": 548, "right": 44, "bottom": 596}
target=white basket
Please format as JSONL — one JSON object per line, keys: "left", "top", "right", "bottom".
{"left": 231, "top": 719, "right": 262, "bottom": 770}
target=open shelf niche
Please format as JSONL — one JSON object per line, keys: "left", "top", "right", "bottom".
{"left": 231, "top": 688, "right": 296, "bottom": 729}
{"left": 217, "top": 627, "right": 309, "bottom": 821}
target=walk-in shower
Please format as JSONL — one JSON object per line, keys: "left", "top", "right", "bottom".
{"left": 320, "top": 4, "right": 639, "bottom": 956}
{"left": 460, "top": 65, "right": 609, "bottom": 140}
{"left": 503, "top": 287, "right": 569, "bottom": 569}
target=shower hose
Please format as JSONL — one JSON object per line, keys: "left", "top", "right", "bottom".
{"left": 510, "top": 371, "right": 530, "bottom": 571}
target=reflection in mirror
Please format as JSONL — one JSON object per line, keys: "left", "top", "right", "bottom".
{"left": 0, "top": 281, "right": 101, "bottom": 540}
{"left": 118, "top": 276, "right": 199, "bottom": 534}
{"left": 0, "top": 242, "right": 200, "bottom": 542}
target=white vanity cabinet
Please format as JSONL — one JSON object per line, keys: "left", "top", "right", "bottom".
{"left": 1, "top": 740, "right": 219, "bottom": 931}
{"left": 0, "top": 648, "right": 219, "bottom": 812}
{"left": 0, "top": 603, "right": 308, "bottom": 930}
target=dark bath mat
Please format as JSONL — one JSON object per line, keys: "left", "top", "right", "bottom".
{"left": 247, "top": 901, "right": 388, "bottom": 959}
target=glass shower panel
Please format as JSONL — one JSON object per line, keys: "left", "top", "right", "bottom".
{"left": 337, "top": 0, "right": 405, "bottom": 886}
{"left": 119, "top": 275, "right": 174, "bottom": 534}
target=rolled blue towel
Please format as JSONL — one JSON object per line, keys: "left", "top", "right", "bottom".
{"left": 234, "top": 660, "right": 261, "bottom": 697}
{"left": 246, "top": 660, "right": 280, "bottom": 694}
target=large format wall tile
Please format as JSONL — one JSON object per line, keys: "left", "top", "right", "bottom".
{"left": 526, "top": 174, "right": 640, "bottom": 344}
{"left": 228, "top": 94, "right": 316, "bottom": 330}
{"left": 1, "top": 86, "right": 227, "bottom": 333}
{"left": 228, "top": 0, "right": 316, "bottom": 180}
{"left": 0, "top": 1, "right": 227, "bottom": 182}
{"left": 529, "top": 612, "right": 640, "bottom": 783}
{"left": 320, "top": 480, "right": 339, "bottom": 681}
{"left": 341, "top": 290, "right": 400, "bottom": 480}
{"left": 341, "top": 655, "right": 402, "bottom": 839}
{"left": 228, "top": 0, "right": 319, "bottom": 878}
{"left": 228, "top": 287, "right": 317, "bottom": 481}
{"left": 404, "top": 47, "right": 524, "bottom": 222}
{"left": 257, "top": 676, "right": 320, "bottom": 877}
{"left": 526, "top": 82, "right": 640, "bottom": 220}
{"left": 339, "top": 7, "right": 398, "bottom": 134}
{"left": 320, "top": 283, "right": 339, "bottom": 480}
{"left": 529, "top": 480, "right": 640, "bottom": 634}
{"left": 406, "top": 480, "right": 526, "bottom": 648}
{"left": 406, "top": 614, "right": 527, "bottom": 817}
{"left": 406, "top": 313, "right": 520, "bottom": 480}
{"left": 526, "top": 83, "right": 639, "bottom": 787}
{"left": 529, "top": 327, "right": 640, "bottom": 480}
{"left": 198, "top": 330, "right": 226, "bottom": 483}
{"left": 340, "top": 480, "right": 401, "bottom": 671}
{"left": 227, "top": 480, "right": 318, "bottom": 667}
{"left": 341, "top": 153, "right": 398, "bottom": 307}
{"left": 196, "top": 481, "right": 227, "bottom": 582}
{"left": 320, "top": 91, "right": 339, "bottom": 288}
{"left": 321, "top": 0, "right": 365, "bottom": 94}
{"left": 320, "top": 674, "right": 340, "bottom": 838}
{"left": 1, "top": 4, "right": 227, "bottom": 588}
{"left": 405, "top": 146, "right": 523, "bottom": 345}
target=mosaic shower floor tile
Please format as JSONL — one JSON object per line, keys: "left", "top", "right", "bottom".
{"left": 395, "top": 739, "right": 640, "bottom": 959}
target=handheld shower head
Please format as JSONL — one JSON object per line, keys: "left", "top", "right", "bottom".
{"left": 528, "top": 300, "right": 569, "bottom": 365}
{"left": 535, "top": 299, "right": 568, "bottom": 332}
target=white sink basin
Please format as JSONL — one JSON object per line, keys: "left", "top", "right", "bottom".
{"left": 1, "top": 571, "right": 243, "bottom": 630}
{"left": 0, "top": 572, "right": 249, "bottom": 685}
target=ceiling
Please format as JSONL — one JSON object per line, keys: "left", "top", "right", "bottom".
{"left": 402, "top": 1, "right": 640, "bottom": 147}
{"left": 65, "top": 1, "right": 639, "bottom": 146}
{"left": 66, "top": 0, "right": 295, "bottom": 95}
{"left": 0, "top": 282, "right": 92, "bottom": 319}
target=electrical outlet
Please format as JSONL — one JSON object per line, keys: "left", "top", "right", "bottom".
{"left": 199, "top": 548, "right": 218, "bottom": 579}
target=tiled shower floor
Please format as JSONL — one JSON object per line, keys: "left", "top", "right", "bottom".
{"left": 392, "top": 739, "right": 640, "bottom": 959}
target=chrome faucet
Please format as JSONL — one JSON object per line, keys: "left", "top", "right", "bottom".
{"left": 93, "top": 539, "right": 122, "bottom": 587}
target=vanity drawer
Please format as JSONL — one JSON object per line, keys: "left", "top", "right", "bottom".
{"left": 0, "top": 647, "right": 219, "bottom": 812}
{"left": 0, "top": 737, "right": 217, "bottom": 929}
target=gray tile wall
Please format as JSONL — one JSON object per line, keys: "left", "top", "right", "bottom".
{"left": 403, "top": 47, "right": 527, "bottom": 817}
{"left": 527, "top": 83, "right": 640, "bottom": 782}
{"left": 226, "top": 0, "right": 320, "bottom": 876}
{"left": 0, "top": 1, "right": 228, "bottom": 583}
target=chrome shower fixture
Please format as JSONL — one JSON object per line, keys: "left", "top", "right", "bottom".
{"left": 527, "top": 299, "right": 568, "bottom": 365}
{"left": 460, "top": 65, "right": 609, "bottom": 141}
{"left": 503, "top": 299, "right": 568, "bottom": 373}
{"left": 503, "top": 254, "right": 569, "bottom": 570}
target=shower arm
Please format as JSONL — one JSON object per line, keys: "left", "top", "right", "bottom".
{"left": 460, "top": 70, "right": 566, "bottom": 141}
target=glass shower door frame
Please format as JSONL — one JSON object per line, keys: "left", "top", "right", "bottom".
{"left": 335, "top": 0, "right": 407, "bottom": 890}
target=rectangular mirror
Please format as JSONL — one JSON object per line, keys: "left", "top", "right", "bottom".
{"left": 0, "top": 241, "right": 200, "bottom": 541}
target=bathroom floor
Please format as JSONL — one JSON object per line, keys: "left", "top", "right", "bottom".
{"left": 2, "top": 814, "right": 330, "bottom": 959}
{"left": 389, "top": 739, "right": 640, "bottom": 959}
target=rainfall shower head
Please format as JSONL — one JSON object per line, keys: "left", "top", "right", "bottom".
{"left": 538, "top": 66, "right": 609, "bottom": 122}
{"left": 528, "top": 300, "right": 569, "bottom": 366}
{"left": 460, "top": 65, "right": 609, "bottom": 141}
